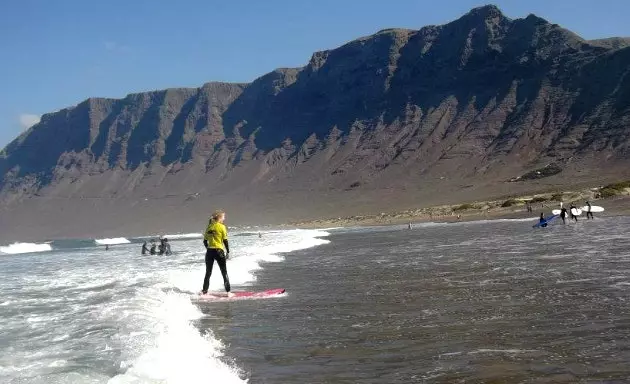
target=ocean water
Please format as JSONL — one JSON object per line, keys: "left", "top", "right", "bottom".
{"left": 0, "top": 229, "right": 330, "bottom": 383}
{"left": 2, "top": 216, "right": 630, "bottom": 383}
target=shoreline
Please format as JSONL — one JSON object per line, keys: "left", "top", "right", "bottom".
{"left": 282, "top": 192, "right": 630, "bottom": 230}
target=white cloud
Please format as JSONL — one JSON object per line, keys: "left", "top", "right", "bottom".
{"left": 19, "top": 114, "right": 41, "bottom": 130}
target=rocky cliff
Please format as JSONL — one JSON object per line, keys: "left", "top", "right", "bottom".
{"left": 2, "top": 5, "right": 630, "bottom": 240}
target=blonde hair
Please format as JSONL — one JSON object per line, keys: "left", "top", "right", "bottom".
{"left": 209, "top": 209, "right": 225, "bottom": 223}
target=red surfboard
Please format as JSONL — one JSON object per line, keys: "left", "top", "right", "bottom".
{"left": 197, "top": 288, "right": 285, "bottom": 300}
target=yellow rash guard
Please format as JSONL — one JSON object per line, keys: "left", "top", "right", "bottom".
{"left": 204, "top": 220, "right": 228, "bottom": 250}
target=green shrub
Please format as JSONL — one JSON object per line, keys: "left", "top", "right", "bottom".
{"left": 604, "top": 181, "right": 630, "bottom": 190}
{"left": 598, "top": 180, "right": 630, "bottom": 198}
{"left": 454, "top": 203, "right": 475, "bottom": 211}
{"left": 501, "top": 199, "right": 518, "bottom": 208}
{"left": 599, "top": 187, "right": 621, "bottom": 198}
{"left": 530, "top": 196, "right": 548, "bottom": 203}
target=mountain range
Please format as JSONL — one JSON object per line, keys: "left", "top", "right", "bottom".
{"left": 2, "top": 5, "right": 630, "bottom": 241}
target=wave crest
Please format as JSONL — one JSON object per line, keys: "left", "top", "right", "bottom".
{"left": 0, "top": 242, "right": 52, "bottom": 254}
{"left": 95, "top": 237, "right": 131, "bottom": 245}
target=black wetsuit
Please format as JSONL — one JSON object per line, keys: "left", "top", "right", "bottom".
{"left": 202, "top": 248, "right": 230, "bottom": 293}
{"left": 570, "top": 206, "right": 578, "bottom": 222}
{"left": 141, "top": 243, "right": 149, "bottom": 255}
{"left": 586, "top": 203, "right": 594, "bottom": 219}
{"left": 560, "top": 208, "right": 567, "bottom": 224}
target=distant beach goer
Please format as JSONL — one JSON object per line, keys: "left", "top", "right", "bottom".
{"left": 202, "top": 210, "right": 231, "bottom": 295}
{"left": 560, "top": 207, "right": 568, "bottom": 224}
{"left": 408, "top": 223, "right": 412, "bottom": 230}
{"left": 163, "top": 238, "right": 172, "bottom": 255}
{"left": 585, "top": 201, "right": 594, "bottom": 220}
{"left": 150, "top": 240, "right": 157, "bottom": 255}
{"left": 105, "top": 245, "right": 110, "bottom": 251}
{"left": 141, "top": 241, "right": 149, "bottom": 255}
{"left": 539, "top": 213, "right": 548, "bottom": 227}
{"left": 569, "top": 203, "right": 578, "bottom": 222}
{"left": 258, "top": 232, "right": 262, "bottom": 238}
{"left": 158, "top": 238, "right": 166, "bottom": 255}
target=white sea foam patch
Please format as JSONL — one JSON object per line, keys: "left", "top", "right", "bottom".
{"left": 0, "top": 242, "right": 52, "bottom": 254}
{"left": 108, "top": 290, "right": 246, "bottom": 384}
{"left": 95, "top": 237, "right": 131, "bottom": 245}
{"left": 164, "top": 233, "right": 203, "bottom": 240}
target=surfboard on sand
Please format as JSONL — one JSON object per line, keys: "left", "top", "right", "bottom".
{"left": 196, "top": 288, "right": 286, "bottom": 301}
{"left": 581, "top": 205, "right": 604, "bottom": 213}
{"left": 533, "top": 214, "right": 558, "bottom": 228}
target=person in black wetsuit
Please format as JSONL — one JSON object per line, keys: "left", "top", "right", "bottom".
{"left": 585, "top": 201, "right": 594, "bottom": 220}
{"left": 560, "top": 207, "right": 568, "bottom": 224}
{"left": 539, "top": 213, "right": 548, "bottom": 227}
{"left": 569, "top": 204, "right": 578, "bottom": 222}
{"left": 141, "top": 241, "right": 149, "bottom": 255}
{"left": 163, "top": 238, "right": 172, "bottom": 255}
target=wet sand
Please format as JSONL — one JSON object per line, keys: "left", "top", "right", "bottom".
{"left": 198, "top": 216, "right": 630, "bottom": 383}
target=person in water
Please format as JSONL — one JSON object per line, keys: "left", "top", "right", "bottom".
{"left": 585, "top": 201, "right": 594, "bottom": 220}
{"left": 202, "top": 210, "right": 231, "bottom": 295}
{"left": 150, "top": 240, "right": 157, "bottom": 255}
{"left": 560, "top": 206, "right": 568, "bottom": 224}
{"left": 162, "top": 238, "right": 172, "bottom": 255}
{"left": 158, "top": 238, "right": 166, "bottom": 255}
{"left": 539, "top": 213, "right": 548, "bottom": 227}
{"left": 569, "top": 203, "right": 578, "bottom": 222}
{"left": 141, "top": 241, "right": 149, "bottom": 255}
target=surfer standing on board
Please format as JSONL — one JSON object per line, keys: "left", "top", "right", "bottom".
{"left": 202, "top": 210, "right": 232, "bottom": 296}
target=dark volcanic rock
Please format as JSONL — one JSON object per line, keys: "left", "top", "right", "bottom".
{"left": 2, "top": 5, "right": 630, "bottom": 240}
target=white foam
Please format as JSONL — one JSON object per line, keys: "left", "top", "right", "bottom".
{"left": 163, "top": 233, "right": 203, "bottom": 240}
{"left": 95, "top": 237, "right": 131, "bottom": 245}
{"left": 0, "top": 242, "right": 52, "bottom": 254}
{"left": 108, "top": 291, "right": 246, "bottom": 384}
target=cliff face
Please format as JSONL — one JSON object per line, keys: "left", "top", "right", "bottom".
{"left": 2, "top": 5, "right": 630, "bottom": 240}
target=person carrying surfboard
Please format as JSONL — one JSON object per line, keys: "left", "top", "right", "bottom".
{"left": 201, "top": 210, "right": 231, "bottom": 296}
{"left": 569, "top": 203, "right": 578, "bottom": 222}
{"left": 585, "top": 201, "right": 594, "bottom": 220}
{"left": 539, "top": 213, "right": 548, "bottom": 227}
{"left": 560, "top": 207, "right": 568, "bottom": 224}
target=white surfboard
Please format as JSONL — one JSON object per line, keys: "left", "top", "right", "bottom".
{"left": 581, "top": 205, "right": 604, "bottom": 213}
{"left": 571, "top": 208, "right": 582, "bottom": 216}
{"left": 552, "top": 209, "right": 562, "bottom": 215}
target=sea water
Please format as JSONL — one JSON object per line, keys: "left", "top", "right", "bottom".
{"left": 0, "top": 229, "right": 330, "bottom": 383}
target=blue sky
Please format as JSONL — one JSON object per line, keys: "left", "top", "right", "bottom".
{"left": 1, "top": 0, "right": 629, "bottom": 149}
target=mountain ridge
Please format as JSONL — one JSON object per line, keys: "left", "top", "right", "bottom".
{"left": 2, "top": 4, "right": 630, "bottom": 241}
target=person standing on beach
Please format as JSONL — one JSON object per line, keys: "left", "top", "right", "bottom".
{"left": 201, "top": 210, "right": 231, "bottom": 295}
{"left": 585, "top": 201, "right": 594, "bottom": 220}
{"left": 560, "top": 207, "right": 568, "bottom": 224}
{"left": 569, "top": 203, "right": 578, "bottom": 222}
